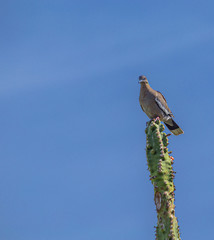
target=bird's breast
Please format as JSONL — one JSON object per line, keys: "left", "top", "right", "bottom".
{"left": 139, "top": 94, "right": 165, "bottom": 120}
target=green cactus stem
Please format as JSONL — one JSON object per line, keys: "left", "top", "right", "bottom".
{"left": 145, "top": 119, "right": 181, "bottom": 240}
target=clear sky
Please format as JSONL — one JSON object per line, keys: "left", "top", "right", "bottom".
{"left": 1, "top": 1, "right": 214, "bottom": 239}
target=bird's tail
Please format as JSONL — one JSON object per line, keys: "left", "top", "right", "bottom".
{"left": 164, "top": 118, "right": 184, "bottom": 135}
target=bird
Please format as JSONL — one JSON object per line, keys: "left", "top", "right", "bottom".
{"left": 139, "top": 75, "right": 184, "bottom": 135}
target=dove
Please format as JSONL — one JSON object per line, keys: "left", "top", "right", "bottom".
{"left": 139, "top": 75, "right": 184, "bottom": 135}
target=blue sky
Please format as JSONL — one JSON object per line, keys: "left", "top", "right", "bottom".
{"left": 1, "top": 0, "right": 214, "bottom": 239}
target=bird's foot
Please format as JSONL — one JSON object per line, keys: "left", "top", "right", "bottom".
{"left": 153, "top": 117, "right": 160, "bottom": 121}
{"left": 146, "top": 117, "right": 161, "bottom": 126}
{"left": 153, "top": 117, "right": 160, "bottom": 124}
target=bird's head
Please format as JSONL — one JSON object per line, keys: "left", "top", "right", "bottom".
{"left": 138, "top": 75, "right": 148, "bottom": 84}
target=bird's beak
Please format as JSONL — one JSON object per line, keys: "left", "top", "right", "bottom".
{"left": 138, "top": 79, "right": 144, "bottom": 83}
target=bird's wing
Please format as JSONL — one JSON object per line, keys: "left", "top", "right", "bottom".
{"left": 157, "top": 91, "right": 167, "bottom": 102}
{"left": 155, "top": 91, "right": 174, "bottom": 117}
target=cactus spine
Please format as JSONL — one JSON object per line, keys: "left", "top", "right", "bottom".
{"left": 145, "top": 119, "right": 181, "bottom": 240}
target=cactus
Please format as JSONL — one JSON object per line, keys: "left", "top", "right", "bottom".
{"left": 145, "top": 118, "right": 181, "bottom": 240}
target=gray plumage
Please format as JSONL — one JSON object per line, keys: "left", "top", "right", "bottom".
{"left": 139, "top": 75, "right": 184, "bottom": 135}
